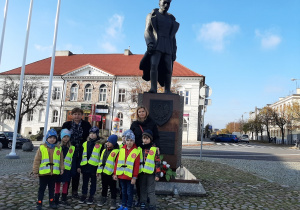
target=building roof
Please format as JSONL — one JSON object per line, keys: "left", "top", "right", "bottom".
{"left": 0, "top": 51, "right": 203, "bottom": 77}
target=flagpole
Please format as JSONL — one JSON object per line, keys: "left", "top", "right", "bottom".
{"left": 6, "top": 0, "right": 34, "bottom": 159}
{"left": 0, "top": 0, "right": 9, "bottom": 66}
{"left": 43, "top": 0, "right": 61, "bottom": 141}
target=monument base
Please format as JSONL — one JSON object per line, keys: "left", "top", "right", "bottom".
{"left": 155, "top": 167, "right": 206, "bottom": 197}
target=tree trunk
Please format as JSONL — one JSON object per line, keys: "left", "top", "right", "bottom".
{"left": 281, "top": 128, "right": 284, "bottom": 144}
{"left": 266, "top": 124, "right": 270, "bottom": 142}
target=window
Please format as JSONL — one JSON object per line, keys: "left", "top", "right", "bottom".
{"left": 27, "top": 110, "right": 34, "bottom": 121}
{"left": 70, "top": 84, "right": 78, "bottom": 101}
{"left": 84, "top": 84, "right": 92, "bottom": 101}
{"left": 99, "top": 84, "right": 107, "bottom": 102}
{"left": 183, "top": 118, "right": 188, "bottom": 131}
{"left": 118, "top": 112, "right": 123, "bottom": 133}
{"left": 4, "top": 113, "right": 13, "bottom": 120}
{"left": 118, "top": 89, "right": 126, "bottom": 102}
{"left": 39, "top": 109, "right": 45, "bottom": 122}
{"left": 52, "top": 110, "right": 58, "bottom": 123}
{"left": 132, "top": 89, "right": 138, "bottom": 103}
{"left": 177, "top": 90, "right": 190, "bottom": 105}
{"left": 32, "top": 89, "right": 37, "bottom": 99}
{"left": 52, "top": 87, "right": 61, "bottom": 100}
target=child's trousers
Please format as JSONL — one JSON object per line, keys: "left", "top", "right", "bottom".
{"left": 38, "top": 175, "right": 56, "bottom": 202}
{"left": 139, "top": 173, "right": 156, "bottom": 206}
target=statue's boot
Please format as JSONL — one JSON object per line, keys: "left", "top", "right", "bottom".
{"left": 149, "top": 70, "right": 158, "bottom": 93}
{"left": 164, "top": 73, "right": 172, "bottom": 94}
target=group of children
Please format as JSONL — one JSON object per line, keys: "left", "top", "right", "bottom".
{"left": 33, "top": 126, "right": 160, "bottom": 210}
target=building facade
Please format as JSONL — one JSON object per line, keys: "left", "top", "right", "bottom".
{"left": 0, "top": 50, "right": 205, "bottom": 143}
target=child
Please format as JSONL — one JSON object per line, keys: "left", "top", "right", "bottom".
{"left": 139, "top": 129, "right": 161, "bottom": 210}
{"left": 97, "top": 134, "right": 120, "bottom": 209}
{"left": 113, "top": 129, "right": 140, "bottom": 210}
{"left": 78, "top": 126, "right": 106, "bottom": 204}
{"left": 32, "top": 129, "right": 64, "bottom": 210}
{"left": 54, "top": 129, "right": 76, "bottom": 206}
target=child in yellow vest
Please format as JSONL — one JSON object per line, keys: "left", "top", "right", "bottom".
{"left": 97, "top": 134, "right": 120, "bottom": 209}
{"left": 32, "top": 129, "right": 64, "bottom": 210}
{"left": 113, "top": 129, "right": 140, "bottom": 210}
{"left": 54, "top": 129, "right": 76, "bottom": 206}
{"left": 139, "top": 129, "right": 161, "bottom": 210}
{"left": 78, "top": 126, "right": 106, "bottom": 204}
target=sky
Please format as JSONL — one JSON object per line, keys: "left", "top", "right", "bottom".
{"left": 0, "top": 0, "right": 299, "bottom": 129}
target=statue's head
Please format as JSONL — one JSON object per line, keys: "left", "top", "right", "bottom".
{"left": 159, "top": 0, "right": 171, "bottom": 13}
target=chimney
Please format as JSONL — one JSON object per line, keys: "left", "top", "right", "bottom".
{"left": 297, "top": 88, "right": 300, "bottom": 94}
{"left": 124, "top": 47, "right": 132, "bottom": 56}
{"left": 279, "top": 97, "right": 284, "bottom": 100}
{"left": 55, "top": 50, "right": 73, "bottom": 56}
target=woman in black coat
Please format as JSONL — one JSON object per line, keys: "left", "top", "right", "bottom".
{"left": 130, "top": 105, "right": 160, "bottom": 148}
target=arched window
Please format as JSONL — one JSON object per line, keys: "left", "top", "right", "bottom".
{"left": 183, "top": 118, "right": 188, "bottom": 131}
{"left": 84, "top": 84, "right": 92, "bottom": 101}
{"left": 99, "top": 84, "right": 107, "bottom": 102}
{"left": 118, "top": 112, "right": 123, "bottom": 133}
{"left": 52, "top": 110, "right": 59, "bottom": 123}
{"left": 70, "top": 84, "right": 78, "bottom": 101}
{"left": 39, "top": 109, "right": 45, "bottom": 122}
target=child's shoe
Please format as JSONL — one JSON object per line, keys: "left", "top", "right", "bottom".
{"left": 117, "top": 205, "right": 124, "bottom": 210}
{"left": 97, "top": 196, "right": 107, "bottom": 206}
{"left": 78, "top": 195, "right": 87, "bottom": 203}
{"left": 61, "top": 193, "right": 70, "bottom": 205}
{"left": 86, "top": 196, "right": 94, "bottom": 204}
{"left": 54, "top": 193, "right": 60, "bottom": 205}
{"left": 148, "top": 205, "right": 156, "bottom": 210}
{"left": 36, "top": 200, "right": 42, "bottom": 210}
{"left": 140, "top": 202, "right": 146, "bottom": 210}
{"left": 49, "top": 198, "right": 58, "bottom": 209}
{"left": 110, "top": 199, "right": 117, "bottom": 209}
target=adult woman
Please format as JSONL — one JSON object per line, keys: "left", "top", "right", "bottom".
{"left": 130, "top": 106, "right": 160, "bottom": 148}
{"left": 62, "top": 107, "right": 91, "bottom": 198}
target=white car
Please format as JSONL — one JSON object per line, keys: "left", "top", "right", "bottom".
{"left": 240, "top": 135, "right": 249, "bottom": 143}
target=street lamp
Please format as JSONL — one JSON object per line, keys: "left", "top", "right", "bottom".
{"left": 291, "top": 78, "right": 300, "bottom": 90}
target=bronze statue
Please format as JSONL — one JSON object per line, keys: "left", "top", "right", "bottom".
{"left": 139, "top": 0, "right": 179, "bottom": 94}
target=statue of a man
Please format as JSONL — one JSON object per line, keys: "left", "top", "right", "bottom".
{"left": 139, "top": 0, "right": 180, "bottom": 94}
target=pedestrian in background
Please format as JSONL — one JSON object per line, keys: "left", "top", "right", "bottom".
{"left": 62, "top": 107, "right": 91, "bottom": 198}
{"left": 32, "top": 129, "right": 64, "bottom": 210}
{"left": 78, "top": 126, "right": 105, "bottom": 204}
{"left": 54, "top": 129, "right": 77, "bottom": 206}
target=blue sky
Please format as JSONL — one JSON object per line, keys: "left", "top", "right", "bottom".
{"left": 0, "top": 0, "right": 299, "bottom": 129}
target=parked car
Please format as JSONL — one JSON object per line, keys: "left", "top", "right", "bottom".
{"left": 215, "top": 134, "right": 239, "bottom": 143}
{"left": 240, "top": 134, "right": 250, "bottom": 143}
{"left": 0, "top": 131, "right": 31, "bottom": 149}
{"left": 210, "top": 134, "right": 217, "bottom": 141}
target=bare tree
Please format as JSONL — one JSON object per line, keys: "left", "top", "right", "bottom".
{"left": 0, "top": 76, "right": 47, "bottom": 133}
{"left": 272, "top": 108, "right": 288, "bottom": 144}
{"left": 259, "top": 106, "right": 274, "bottom": 142}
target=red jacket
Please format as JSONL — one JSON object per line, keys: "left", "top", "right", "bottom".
{"left": 113, "top": 144, "right": 140, "bottom": 180}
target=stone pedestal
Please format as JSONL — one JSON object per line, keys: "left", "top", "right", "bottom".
{"left": 139, "top": 92, "right": 184, "bottom": 169}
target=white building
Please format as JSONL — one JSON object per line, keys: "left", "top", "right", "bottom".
{"left": 0, "top": 50, "right": 205, "bottom": 143}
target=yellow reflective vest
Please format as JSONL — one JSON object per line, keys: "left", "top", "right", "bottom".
{"left": 64, "top": 146, "right": 75, "bottom": 170}
{"left": 80, "top": 141, "right": 102, "bottom": 166}
{"left": 116, "top": 147, "right": 139, "bottom": 178}
{"left": 97, "top": 148, "right": 119, "bottom": 175}
{"left": 39, "top": 145, "right": 62, "bottom": 175}
{"left": 139, "top": 147, "right": 156, "bottom": 174}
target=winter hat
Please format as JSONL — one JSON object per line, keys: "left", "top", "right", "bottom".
{"left": 89, "top": 126, "right": 100, "bottom": 137}
{"left": 142, "top": 129, "right": 153, "bottom": 141}
{"left": 46, "top": 128, "right": 58, "bottom": 141}
{"left": 60, "top": 129, "right": 71, "bottom": 139}
{"left": 107, "top": 134, "right": 118, "bottom": 146}
{"left": 123, "top": 129, "right": 135, "bottom": 141}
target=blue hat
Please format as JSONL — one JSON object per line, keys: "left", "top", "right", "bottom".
{"left": 142, "top": 129, "right": 153, "bottom": 141}
{"left": 107, "top": 134, "right": 118, "bottom": 146}
{"left": 123, "top": 129, "right": 135, "bottom": 141}
{"left": 46, "top": 129, "right": 58, "bottom": 141}
{"left": 60, "top": 129, "right": 71, "bottom": 139}
{"left": 89, "top": 126, "right": 100, "bottom": 137}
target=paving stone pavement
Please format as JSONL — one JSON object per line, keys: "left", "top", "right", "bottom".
{"left": 1, "top": 147, "right": 300, "bottom": 209}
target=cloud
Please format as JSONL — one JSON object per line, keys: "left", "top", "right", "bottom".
{"left": 34, "top": 44, "right": 52, "bottom": 52}
{"left": 197, "top": 21, "right": 239, "bottom": 52}
{"left": 98, "top": 14, "right": 125, "bottom": 53}
{"left": 255, "top": 29, "right": 281, "bottom": 50}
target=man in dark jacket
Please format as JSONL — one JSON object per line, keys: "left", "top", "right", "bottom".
{"left": 62, "top": 107, "right": 91, "bottom": 198}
